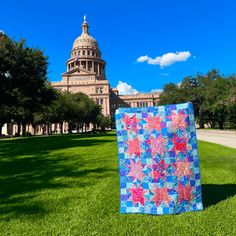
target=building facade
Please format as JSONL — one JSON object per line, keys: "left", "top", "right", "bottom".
{"left": 51, "top": 17, "right": 161, "bottom": 119}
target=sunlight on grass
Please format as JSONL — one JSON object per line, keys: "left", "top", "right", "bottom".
{"left": 0, "top": 134, "right": 236, "bottom": 235}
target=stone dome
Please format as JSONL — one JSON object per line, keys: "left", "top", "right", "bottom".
{"left": 73, "top": 33, "right": 98, "bottom": 48}
{"left": 72, "top": 16, "right": 99, "bottom": 49}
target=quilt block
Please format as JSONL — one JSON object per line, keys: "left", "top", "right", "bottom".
{"left": 115, "top": 102, "right": 203, "bottom": 215}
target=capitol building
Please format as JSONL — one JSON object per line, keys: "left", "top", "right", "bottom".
{"left": 51, "top": 17, "right": 161, "bottom": 119}
{"left": 1, "top": 17, "right": 161, "bottom": 136}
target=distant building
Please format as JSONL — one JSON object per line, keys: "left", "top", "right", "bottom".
{"left": 51, "top": 17, "right": 161, "bottom": 119}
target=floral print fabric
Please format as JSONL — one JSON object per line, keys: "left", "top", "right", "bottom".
{"left": 115, "top": 102, "right": 203, "bottom": 214}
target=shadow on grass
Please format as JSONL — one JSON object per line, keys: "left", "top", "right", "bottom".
{"left": 0, "top": 132, "right": 116, "bottom": 159}
{"left": 202, "top": 184, "right": 236, "bottom": 208}
{"left": 0, "top": 133, "right": 117, "bottom": 219}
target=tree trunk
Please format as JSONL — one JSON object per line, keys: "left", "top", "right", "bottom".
{"left": 60, "top": 122, "right": 63, "bottom": 134}
{"left": 218, "top": 117, "right": 224, "bottom": 130}
{"left": 0, "top": 123, "right": 3, "bottom": 136}
{"left": 76, "top": 122, "right": 79, "bottom": 133}
{"left": 81, "top": 125, "right": 84, "bottom": 133}
{"left": 199, "top": 108, "right": 204, "bottom": 128}
{"left": 42, "top": 125, "right": 46, "bottom": 135}
{"left": 22, "top": 123, "right": 26, "bottom": 137}
{"left": 218, "top": 111, "right": 225, "bottom": 130}
{"left": 49, "top": 124, "right": 52, "bottom": 135}
{"left": 219, "top": 122, "right": 224, "bottom": 130}
{"left": 17, "top": 123, "right": 21, "bottom": 136}
{"left": 32, "top": 124, "right": 37, "bottom": 135}
{"left": 68, "top": 122, "right": 72, "bottom": 133}
{"left": 46, "top": 124, "right": 50, "bottom": 135}
{"left": 209, "top": 120, "right": 216, "bottom": 128}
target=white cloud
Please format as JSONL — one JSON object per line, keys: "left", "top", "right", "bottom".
{"left": 136, "top": 55, "right": 149, "bottom": 63}
{"left": 160, "top": 73, "right": 170, "bottom": 77}
{"left": 136, "top": 51, "right": 191, "bottom": 67}
{"left": 116, "top": 81, "right": 139, "bottom": 95}
{"left": 150, "top": 89, "right": 163, "bottom": 93}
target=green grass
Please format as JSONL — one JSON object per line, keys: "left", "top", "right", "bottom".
{"left": 0, "top": 133, "right": 236, "bottom": 236}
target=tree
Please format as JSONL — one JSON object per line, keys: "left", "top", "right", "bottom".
{"left": 0, "top": 106, "right": 11, "bottom": 136}
{"left": 226, "top": 76, "right": 236, "bottom": 128}
{"left": 96, "top": 114, "right": 112, "bottom": 131}
{"left": 158, "top": 69, "right": 236, "bottom": 129}
{"left": 31, "top": 91, "right": 103, "bottom": 135}
{"left": 158, "top": 83, "right": 182, "bottom": 105}
{"left": 0, "top": 35, "right": 56, "bottom": 136}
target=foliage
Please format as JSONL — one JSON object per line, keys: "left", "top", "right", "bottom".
{"left": 96, "top": 114, "right": 112, "bottom": 131}
{"left": 0, "top": 35, "right": 56, "bottom": 136}
{"left": 32, "top": 91, "right": 104, "bottom": 134}
{"left": 0, "top": 133, "right": 235, "bottom": 235}
{"left": 158, "top": 69, "right": 236, "bottom": 129}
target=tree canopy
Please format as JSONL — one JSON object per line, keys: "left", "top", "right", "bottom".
{"left": 0, "top": 35, "right": 57, "bottom": 135}
{"left": 158, "top": 69, "right": 236, "bottom": 129}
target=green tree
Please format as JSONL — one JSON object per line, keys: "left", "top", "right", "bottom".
{"left": 96, "top": 114, "right": 112, "bottom": 131}
{"left": 158, "top": 69, "right": 236, "bottom": 129}
{"left": 226, "top": 76, "right": 236, "bottom": 128}
{"left": 32, "top": 91, "right": 103, "bottom": 135}
{"left": 158, "top": 83, "right": 182, "bottom": 105}
{"left": 0, "top": 35, "right": 56, "bottom": 136}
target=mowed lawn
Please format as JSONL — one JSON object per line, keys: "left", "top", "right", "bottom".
{"left": 0, "top": 133, "right": 236, "bottom": 236}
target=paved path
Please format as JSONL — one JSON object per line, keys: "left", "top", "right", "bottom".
{"left": 196, "top": 129, "right": 236, "bottom": 149}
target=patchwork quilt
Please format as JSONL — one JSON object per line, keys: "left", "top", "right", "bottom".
{"left": 115, "top": 102, "right": 203, "bottom": 215}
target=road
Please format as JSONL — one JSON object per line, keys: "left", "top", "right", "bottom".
{"left": 196, "top": 129, "right": 236, "bottom": 149}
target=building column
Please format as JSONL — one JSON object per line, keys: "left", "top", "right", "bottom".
{"left": 92, "top": 61, "right": 94, "bottom": 72}
{"left": 104, "top": 97, "right": 107, "bottom": 115}
{"left": 98, "top": 63, "right": 100, "bottom": 75}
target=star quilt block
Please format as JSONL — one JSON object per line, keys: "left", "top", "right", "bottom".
{"left": 115, "top": 102, "right": 203, "bottom": 215}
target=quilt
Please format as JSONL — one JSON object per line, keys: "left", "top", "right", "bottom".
{"left": 115, "top": 102, "right": 203, "bottom": 215}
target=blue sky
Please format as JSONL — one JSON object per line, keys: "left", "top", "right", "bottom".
{"left": 1, "top": 0, "right": 236, "bottom": 94}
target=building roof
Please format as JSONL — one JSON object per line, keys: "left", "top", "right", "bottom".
{"left": 72, "top": 16, "right": 99, "bottom": 49}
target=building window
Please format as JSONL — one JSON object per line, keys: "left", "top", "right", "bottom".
{"left": 81, "top": 61, "right": 86, "bottom": 69}
{"left": 88, "top": 51, "right": 90, "bottom": 56}
{"left": 95, "top": 87, "right": 103, "bottom": 94}
{"left": 100, "top": 98, "right": 103, "bottom": 105}
{"left": 83, "top": 50, "right": 85, "bottom": 55}
{"left": 137, "top": 102, "right": 147, "bottom": 108}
